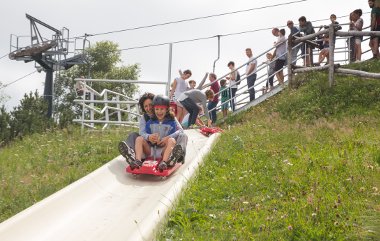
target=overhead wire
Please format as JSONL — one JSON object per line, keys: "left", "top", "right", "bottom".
{"left": 0, "top": 6, "right": 369, "bottom": 90}
{"left": 0, "top": 71, "right": 38, "bottom": 90}
{"left": 77, "top": 0, "right": 307, "bottom": 38}
{"left": 121, "top": 35, "right": 217, "bottom": 51}
{"left": 119, "top": 12, "right": 362, "bottom": 52}
{"left": 0, "top": 53, "right": 9, "bottom": 61}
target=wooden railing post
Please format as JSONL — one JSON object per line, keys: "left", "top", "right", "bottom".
{"left": 328, "top": 24, "right": 335, "bottom": 87}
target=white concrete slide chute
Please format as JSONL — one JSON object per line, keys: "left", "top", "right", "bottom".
{"left": 0, "top": 130, "right": 219, "bottom": 241}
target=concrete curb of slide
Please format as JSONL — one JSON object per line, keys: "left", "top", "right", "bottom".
{"left": 135, "top": 132, "right": 220, "bottom": 241}
{"left": 0, "top": 131, "right": 220, "bottom": 241}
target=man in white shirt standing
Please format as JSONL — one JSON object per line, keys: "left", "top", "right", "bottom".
{"left": 271, "top": 28, "right": 287, "bottom": 85}
{"left": 245, "top": 48, "right": 257, "bottom": 101}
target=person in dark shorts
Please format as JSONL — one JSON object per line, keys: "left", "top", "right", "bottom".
{"left": 369, "top": 0, "right": 380, "bottom": 59}
{"left": 271, "top": 28, "right": 286, "bottom": 85}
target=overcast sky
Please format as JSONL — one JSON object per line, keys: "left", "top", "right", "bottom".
{"left": 0, "top": 0, "right": 370, "bottom": 110}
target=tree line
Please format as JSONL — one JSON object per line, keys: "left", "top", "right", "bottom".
{"left": 0, "top": 41, "right": 140, "bottom": 147}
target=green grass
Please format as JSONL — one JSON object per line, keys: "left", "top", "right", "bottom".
{"left": 1, "top": 60, "right": 379, "bottom": 240}
{"left": 158, "top": 60, "right": 380, "bottom": 240}
{"left": 0, "top": 126, "right": 133, "bottom": 222}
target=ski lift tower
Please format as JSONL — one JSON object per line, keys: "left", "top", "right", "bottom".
{"left": 9, "top": 14, "right": 88, "bottom": 118}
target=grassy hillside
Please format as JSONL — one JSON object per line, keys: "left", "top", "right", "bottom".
{"left": 0, "top": 126, "right": 132, "bottom": 222}
{"left": 158, "top": 60, "right": 380, "bottom": 240}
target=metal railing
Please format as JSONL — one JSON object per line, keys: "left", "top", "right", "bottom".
{"left": 73, "top": 78, "right": 168, "bottom": 130}
{"left": 204, "top": 22, "right": 376, "bottom": 120}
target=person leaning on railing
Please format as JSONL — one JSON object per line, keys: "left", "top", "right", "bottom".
{"left": 226, "top": 61, "right": 239, "bottom": 111}
{"left": 207, "top": 73, "right": 220, "bottom": 124}
{"left": 298, "top": 16, "right": 315, "bottom": 66}
{"left": 351, "top": 9, "right": 364, "bottom": 62}
{"left": 245, "top": 48, "right": 257, "bottom": 101}
{"left": 271, "top": 28, "right": 286, "bottom": 86}
{"left": 368, "top": 0, "right": 380, "bottom": 59}
{"left": 287, "top": 20, "right": 301, "bottom": 64}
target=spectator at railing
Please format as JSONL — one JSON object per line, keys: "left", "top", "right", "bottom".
{"left": 188, "top": 80, "right": 196, "bottom": 89}
{"left": 316, "top": 35, "right": 330, "bottom": 65}
{"left": 287, "top": 20, "right": 301, "bottom": 64}
{"left": 328, "top": 14, "right": 342, "bottom": 33}
{"left": 179, "top": 69, "right": 208, "bottom": 90}
{"left": 368, "top": 0, "right": 380, "bottom": 59}
{"left": 226, "top": 61, "right": 239, "bottom": 111}
{"left": 264, "top": 52, "right": 276, "bottom": 92}
{"left": 271, "top": 28, "right": 286, "bottom": 86}
{"left": 351, "top": 9, "right": 364, "bottom": 62}
{"left": 347, "top": 12, "right": 356, "bottom": 62}
{"left": 219, "top": 79, "right": 229, "bottom": 118}
{"left": 298, "top": 16, "right": 315, "bottom": 66}
{"left": 170, "top": 69, "right": 192, "bottom": 123}
{"left": 75, "top": 76, "right": 86, "bottom": 96}
{"left": 207, "top": 73, "right": 220, "bottom": 124}
{"left": 245, "top": 48, "right": 257, "bottom": 101}
{"left": 325, "top": 14, "right": 342, "bottom": 46}
{"left": 75, "top": 80, "right": 86, "bottom": 96}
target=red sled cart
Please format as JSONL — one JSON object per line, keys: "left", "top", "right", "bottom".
{"left": 126, "top": 156, "right": 184, "bottom": 177}
{"left": 200, "top": 126, "right": 223, "bottom": 137}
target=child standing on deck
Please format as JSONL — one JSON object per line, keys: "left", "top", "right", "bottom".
{"left": 265, "top": 53, "right": 276, "bottom": 92}
{"left": 220, "top": 79, "right": 229, "bottom": 118}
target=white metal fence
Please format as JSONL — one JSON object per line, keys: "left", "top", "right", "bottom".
{"left": 73, "top": 23, "right": 376, "bottom": 128}
{"left": 204, "top": 23, "right": 375, "bottom": 117}
{"left": 73, "top": 78, "right": 168, "bottom": 130}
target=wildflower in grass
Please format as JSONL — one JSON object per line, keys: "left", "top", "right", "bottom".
{"left": 233, "top": 135, "right": 244, "bottom": 150}
{"left": 283, "top": 159, "right": 293, "bottom": 166}
{"left": 288, "top": 225, "right": 293, "bottom": 230}
{"left": 307, "top": 195, "right": 313, "bottom": 204}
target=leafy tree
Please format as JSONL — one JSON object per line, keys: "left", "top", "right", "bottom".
{"left": 54, "top": 41, "right": 140, "bottom": 127}
{"left": 10, "top": 91, "right": 53, "bottom": 139}
{"left": 0, "top": 106, "right": 11, "bottom": 146}
{"left": 0, "top": 82, "right": 9, "bottom": 105}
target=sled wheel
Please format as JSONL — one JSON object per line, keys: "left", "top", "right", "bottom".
{"left": 179, "top": 156, "right": 185, "bottom": 164}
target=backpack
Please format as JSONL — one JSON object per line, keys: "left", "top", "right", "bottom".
{"left": 235, "top": 71, "right": 241, "bottom": 85}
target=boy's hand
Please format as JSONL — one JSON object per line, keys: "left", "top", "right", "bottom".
{"left": 157, "top": 136, "right": 169, "bottom": 146}
{"left": 207, "top": 119, "right": 212, "bottom": 127}
{"left": 149, "top": 133, "right": 160, "bottom": 144}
